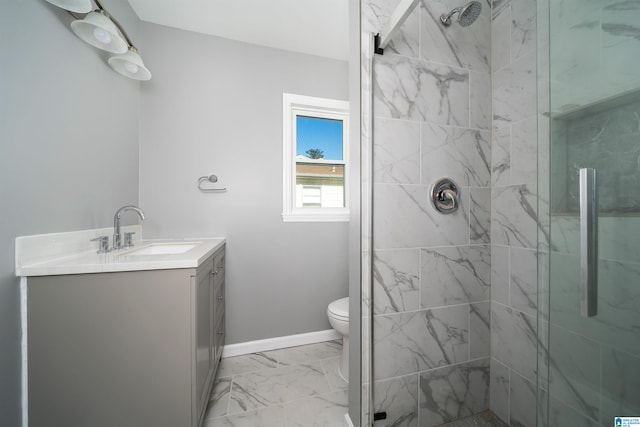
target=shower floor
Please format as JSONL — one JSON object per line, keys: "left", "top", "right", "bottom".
{"left": 440, "top": 411, "right": 509, "bottom": 427}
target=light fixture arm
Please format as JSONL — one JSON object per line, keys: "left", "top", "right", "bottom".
{"left": 92, "top": 0, "right": 134, "bottom": 48}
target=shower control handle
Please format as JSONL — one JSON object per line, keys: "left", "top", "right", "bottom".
{"left": 439, "top": 189, "right": 456, "bottom": 203}
{"left": 431, "top": 178, "right": 459, "bottom": 214}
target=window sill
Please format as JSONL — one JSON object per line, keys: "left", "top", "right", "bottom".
{"left": 282, "top": 211, "right": 350, "bottom": 223}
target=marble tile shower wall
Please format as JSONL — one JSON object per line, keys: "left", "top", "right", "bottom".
{"left": 490, "top": 0, "right": 539, "bottom": 426}
{"left": 363, "top": 0, "right": 493, "bottom": 425}
{"left": 541, "top": 110, "right": 640, "bottom": 425}
{"left": 536, "top": 1, "right": 640, "bottom": 426}
{"left": 549, "top": 0, "right": 640, "bottom": 113}
{"left": 539, "top": 216, "right": 640, "bottom": 427}
{"left": 551, "top": 96, "right": 640, "bottom": 214}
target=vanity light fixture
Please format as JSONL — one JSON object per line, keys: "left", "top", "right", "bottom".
{"left": 43, "top": 0, "right": 151, "bottom": 80}
{"left": 70, "top": 10, "right": 128, "bottom": 54}
{"left": 45, "top": 0, "right": 92, "bottom": 13}
{"left": 108, "top": 47, "right": 152, "bottom": 81}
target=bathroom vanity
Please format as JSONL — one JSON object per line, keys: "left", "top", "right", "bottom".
{"left": 16, "top": 228, "right": 225, "bottom": 427}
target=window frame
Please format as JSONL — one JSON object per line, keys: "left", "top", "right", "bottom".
{"left": 282, "top": 93, "right": 350, "bottom": 222}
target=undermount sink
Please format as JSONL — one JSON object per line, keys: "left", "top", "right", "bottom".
{"left": 121, "top": 242, "right": 201, "bottom": 256}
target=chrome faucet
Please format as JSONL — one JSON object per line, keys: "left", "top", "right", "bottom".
{"left": 113, "top": 205, "right": 145, "bottom": 250}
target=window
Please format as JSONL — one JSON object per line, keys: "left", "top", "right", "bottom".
{"left": 282, "top": 93, "right": 349, "bottom": 222}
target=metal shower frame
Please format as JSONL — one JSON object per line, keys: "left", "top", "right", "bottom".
{"left": 374, "top": 0, "right": 421, "bottom": 54}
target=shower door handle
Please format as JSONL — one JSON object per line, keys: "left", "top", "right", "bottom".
{"left": 579, "top": 168, "right": 598, "bottom": 317}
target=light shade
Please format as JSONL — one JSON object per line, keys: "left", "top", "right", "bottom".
{"left": 108, "top": 48, "right": 152, "bottom": 81}
{"left": 45, "top": 0, "right": 92, "bottom": 13}
{"left": 70, "top": 11, "right": 128, "bottom": 54}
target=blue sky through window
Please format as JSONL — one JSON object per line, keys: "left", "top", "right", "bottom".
{"left": 296, "top": 116, "right": 343, "bottom": 160}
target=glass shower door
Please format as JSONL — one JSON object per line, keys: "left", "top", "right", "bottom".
{"left": 542, "top": 0, "right": 640, "bottom": 425}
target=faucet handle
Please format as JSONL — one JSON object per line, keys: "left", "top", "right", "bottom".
{"left": 90, "top": 236, "right": 110, "bottom": 254}
{"left": 123, "top": 232, "right": 136, "bottom": 249}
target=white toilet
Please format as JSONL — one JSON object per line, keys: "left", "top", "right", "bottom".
{"left": 327, "top": 297, "right": 349, "bottom": 382}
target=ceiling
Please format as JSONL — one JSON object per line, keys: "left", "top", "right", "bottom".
{"left": 127, "top": 0, "right": 350, "bottom": 61}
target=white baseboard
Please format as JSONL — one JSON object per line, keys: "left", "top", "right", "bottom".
{"left": 344, "top": 413, "right": 355, "bottom": 427}
{"left": 221, "top": 329, "right": 341, "bottom": 358}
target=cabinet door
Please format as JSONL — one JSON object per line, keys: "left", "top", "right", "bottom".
{"left": 212, "top": 249, "right": 225, "bottom": 367}
{"left": 195, "top": 260, "right": 213, "bottom": 419}
{"left": 27, "top": 270, "right": 194, "bottom": 427}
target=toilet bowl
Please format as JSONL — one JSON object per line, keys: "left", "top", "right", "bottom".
{"left": 327, "top": 297, "right": 349, "bottom": 382}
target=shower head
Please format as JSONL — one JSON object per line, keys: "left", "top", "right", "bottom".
{"left": 440, "top": 1, "right": 482, "bottom": 27}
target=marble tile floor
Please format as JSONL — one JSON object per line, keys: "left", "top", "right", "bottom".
{"left": 202, "top": 340, "right": 348, "bottom": 427}
{"left": 201, "top": 341, "right": 507, "bottom": 427}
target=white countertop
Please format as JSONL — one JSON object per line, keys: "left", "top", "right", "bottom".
{"left": 15, "top": 227, "right": 225, "bottom": 277}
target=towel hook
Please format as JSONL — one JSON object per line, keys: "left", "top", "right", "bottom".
{"left": 198, "top": 175, "right": 227, "bottom": 193}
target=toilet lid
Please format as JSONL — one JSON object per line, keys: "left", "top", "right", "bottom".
{"left": 328, "top": 297, "right": 349, "bottom": 319}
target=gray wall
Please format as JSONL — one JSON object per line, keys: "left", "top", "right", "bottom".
{"left": 138, "top": 22, "right": 350, "bottom": 345}
{"left": 0, "top": 1, "right": 141, "bottom": 425}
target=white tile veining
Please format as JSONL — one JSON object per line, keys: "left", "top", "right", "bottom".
{"left": 373, "top": 54, "right": 470, "bottom": 126}
{"left": 373, "top": 248, "right": 421, "bottom": 315}
{"left": 203, "top": 341, "right": 347, "bottom": 426}
{"left": 419, "top": 2, "right": 491, "bottom": 73}
{"left": 365, "top": 0, "right": 495, "bottom": 423}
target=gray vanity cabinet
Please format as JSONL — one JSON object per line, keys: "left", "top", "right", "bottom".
{"left": 26, "top": 245, "right": 225, "bottom": 427}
